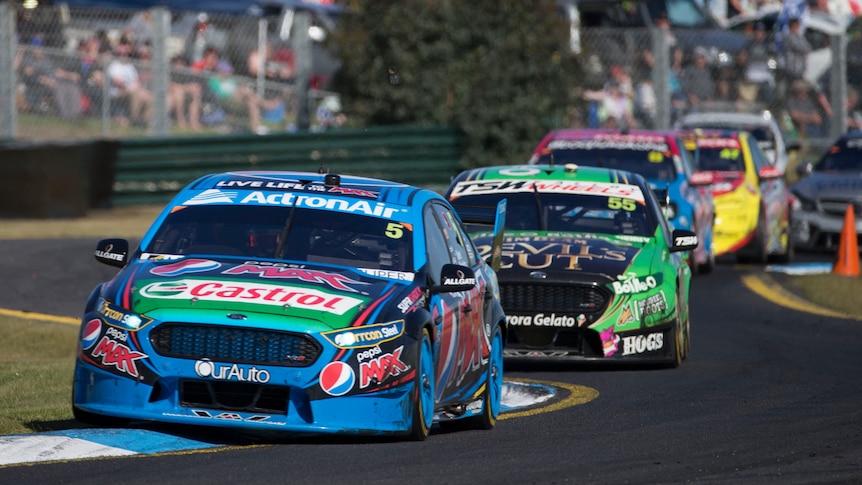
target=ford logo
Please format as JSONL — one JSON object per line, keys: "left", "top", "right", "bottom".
{"left": 529, "top": 271, "right": 548, "bottom": 279}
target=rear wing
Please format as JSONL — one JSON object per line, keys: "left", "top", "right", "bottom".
{"left": 453, "top": 199, "right": 507, "bottom": 272}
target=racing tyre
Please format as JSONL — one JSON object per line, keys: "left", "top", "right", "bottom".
{"left": 669, "top": 288, "right": 689, "bottom": 368}
{"left": 464, "top": 324, "right": 504, "bottom": 430}
{"left": 698, "top": 243, "right": 715, "bottom": 275}
{"left": 71, "top": 379, "right": 130, "bottom": 427}
{"left": 737, "top": 213, "right": 768, "bottom": 264}
{"left": 407, "top": 328, "right": 434, "bottom": 441}
{"left": 72, "top": 404, "right": 130, "bottom": 427}
{"left": 771, "top": 214, "right": 795, "bottom": 264}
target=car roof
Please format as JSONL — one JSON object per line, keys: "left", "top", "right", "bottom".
{"left": 681, "top": 129, "right": 746, "bottom": 144}
{"left": 179, "top": 171, "right": 439, "bottom": 209}
{"left": 675, "top": 111, "right": 776, "bottom": 128}
{"left": 454, "top": 163, "right": 647, "bottom": 186}
{"left": 545, "top": 129, "right": 679, "bottom": 139}
{"left": 534, "top": 129, "right": 685, "bottom": 156}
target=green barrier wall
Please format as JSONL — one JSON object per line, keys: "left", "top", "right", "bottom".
{"left": 113, "top": 125, "right": 465, "bottom": 206}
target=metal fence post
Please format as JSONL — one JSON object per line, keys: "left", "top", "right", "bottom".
{"left": 830, "top": 32, "right": 848, "bottom": 140}
{"left": 651, "top": 27, "right": 670, "bottom": 130}
{"left": 256, "top": 17, "right": 268, "bottom": 100}
{"left": 294, "top": 10, "right": 312, "bottom": 130}
{"left": 151, "top": 7, "right": 170, "bottom": 136}
{"left": 0, "top": 2, "right": 18, "bottom": 139}
{"left": 102, "top": 53, "right": 111, "bottom": 137}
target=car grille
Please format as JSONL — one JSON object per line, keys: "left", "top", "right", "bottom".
{"left": 150, "top": 323, "right": 321, "bottom": 367}
{"left": 500, "top": 283, "right": 610, "bottom": 314}
{"left": 819, "top": 198, "right": 862, "bottom": 218}
{"left": 180, "top": 379, "right": 289, "bottom": 414}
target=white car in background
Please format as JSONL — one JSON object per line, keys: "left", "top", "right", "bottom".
{"left": 674, "top": 110, "right": 799, "bottom": 174}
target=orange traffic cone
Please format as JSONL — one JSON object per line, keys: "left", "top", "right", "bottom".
{"left": 833, "top": 204, "right": 860, "bottom": 277}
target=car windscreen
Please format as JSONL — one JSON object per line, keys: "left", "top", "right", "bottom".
{"left": 144, "top": 204, "right": 412, "bottom": 271}
{"left": 680, "top": 122, "right": 774, "bottom": 148}
{"left": 692, "top": 145, "right": 745, "bottom": 172}
{"left": 534, "top": 148, "right": 676, "bottom": 181}
{"left": 450, "top": 191, "right": 656, "bottom": 237}
{"left": 816, "top": 144, "right": 862, "bottom": 172}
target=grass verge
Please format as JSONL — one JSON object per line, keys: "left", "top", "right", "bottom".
{"left": 0, "top": 317, "right": 78, "bottom": 435}
{"left": 787, "top": 274, "right": 862, "bottom": 317}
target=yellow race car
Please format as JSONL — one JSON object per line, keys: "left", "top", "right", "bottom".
{"left": 683, "top": 130, "right": 794, "bottom": 263}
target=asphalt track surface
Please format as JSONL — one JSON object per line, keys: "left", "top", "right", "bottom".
{"left": 1, "top": 239, "right": 861, "bottom": 484}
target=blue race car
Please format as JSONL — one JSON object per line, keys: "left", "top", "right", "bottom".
{"left": 530, "top": 129, "right": 716, "bottom": 274}
{"left": 73, "top": 171, "right": 506, "bottom": 440}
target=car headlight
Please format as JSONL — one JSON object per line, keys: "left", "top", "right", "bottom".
{"left": 97, "top": 298, "right": 153, "bottom": 330}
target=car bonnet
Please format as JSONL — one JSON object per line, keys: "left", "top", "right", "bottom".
{"left": 102, "top": 256, "right": 409, "bottom": 331}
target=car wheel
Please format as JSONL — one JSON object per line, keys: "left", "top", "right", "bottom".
{"left": 71, "top": 379, "right": 130, "bottom": 427}
{"left": 464, "top": 324, "right": 503, "bottom": 430}
{"left": 698, "top": 243, "right": 715, "bottom": 274}
{"left": 771, "top": 213, "right": 795, "bottom": 264}
{"left": 669, "top": 287, "right": 688, "bottom": 368}
{"left": 72, "top": 403, "right": 130, "bottom": 428}
{"left": 407, "top": 328, "right": 434, "bottom": 441}
{"left": 737, "top": 212, "right": 768, "bottom": 264}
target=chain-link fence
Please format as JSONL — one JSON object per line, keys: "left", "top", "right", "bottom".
{"left": 0, "top": 1, "right": 858, "bottom": 162}
{"left": 0, "top": 2, "right": 343, "bottom": 140}
{"left": 572, "top": 23, "right": 856, "bottom": 166}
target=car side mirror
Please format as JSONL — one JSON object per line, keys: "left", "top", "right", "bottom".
{"left": 689, "top": 171, "right": 714, "bottom": 186}
{"left": 432, "top": 264, "right": 477, "bottom": 293}
{"left": 670, "top": 229, "right": 698, "bottom": 253}
{"left": 95, "top": 238, "right": 129, "bottom": 268}
{"left": 758, "top": 165, "right": 783, "bottom": 180}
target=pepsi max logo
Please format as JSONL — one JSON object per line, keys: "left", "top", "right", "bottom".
{"left": 319, "top": 361, "right": 355, "bottom": 397}
{"left": 151, "top": 259, "right": 221, "bottom": 276}
{"left": 81, "top": 319, "right": 102, "bottom": 350}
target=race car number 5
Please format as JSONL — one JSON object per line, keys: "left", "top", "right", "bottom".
{"left": 385, "top": 223, "right": 404, "bottom": 239}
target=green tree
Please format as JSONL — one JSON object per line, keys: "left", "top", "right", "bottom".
{"left": 329, "top": 0, "right": 581, "bottom": 168}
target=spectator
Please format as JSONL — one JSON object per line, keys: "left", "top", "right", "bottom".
{"left": 186, "top": 13, "right": 216, "bottom": 64}
{"left": 739, "top": 22, "right": 776, "bottom": 104}
{"left": 124, "top": 10, "right": 153, "bottom": 52}
{"left": 191, "top": 45, "right": 220, "bottom": 73}
{"left": 315, "top": 95, "right": 346, "bottom": 131}
{"left": 206, "top": 60, "right": 280, "bottom": 134}
{"left": 169, "top": 55, "right": 203, "bottom": 131}
{"left": 77, "top": 36, "right": 107, "bottom": 116}
{"left": 680, "top": 46, "right": 716, "bottom": 110}
{"left": 106, "top": 42, "right": 153, "bottom": 127}
{"left": 597, "top": 80, "right": 637, "bottom": 129}
{"left": 653, "top": 11, "right": 676, "bottom": 47}
{"left": 607, "top": 65, "right": 635, "bottom": 102}
{"left": 246, "top": 42, "right": 294, "bottom": 128}
{"left": 247, "top": 42, "right": 295, "bottom": 82}
{"left": 632, "top": 48, "right": 657, "bottom": 128}
{"left": 781, "top": 17, "right": 812, "bottom": 84}
{"left": 668, "top": 45, "right": 689, "bottom": 123}
{"left": 787, "top": 79, "right": 824, "bottom": 138}
{"left": 17, "top": 41, "right": 83, "bottom": 119}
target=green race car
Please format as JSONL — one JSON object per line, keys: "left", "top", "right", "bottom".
{"left": 446, "top": 164, "right": 697, "bottom": 367}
